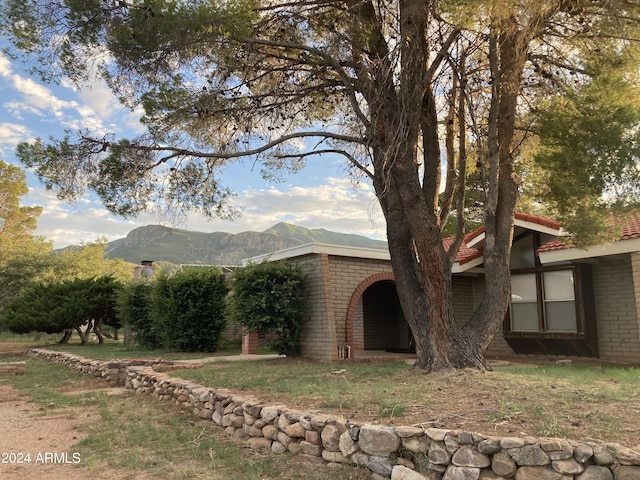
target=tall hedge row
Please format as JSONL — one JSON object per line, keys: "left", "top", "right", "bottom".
{"left": 153, "top": 267, "right": 228, "bottom": 352}
{"left": 4, "top": 261, "right": 305, "bottom": 354}
{"left": 226, "top": 261, "right": 305, "bottom": 357}
{"left": 120, "top": 261, "right": 305, "bottom": 354}
{"left": 118, "top": 266, "right": 228, "bottom": 352}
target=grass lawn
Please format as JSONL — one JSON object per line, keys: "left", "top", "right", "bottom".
{"left": 166, "top": 357, "right": 640, "bottom": 446}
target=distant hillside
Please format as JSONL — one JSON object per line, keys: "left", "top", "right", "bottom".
{"left": 103, "top": 223, "right": 387, "bottom": 265}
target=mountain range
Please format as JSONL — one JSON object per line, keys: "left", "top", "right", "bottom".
{"left": 104, "top": 222, "right": 388, "bottom": 265}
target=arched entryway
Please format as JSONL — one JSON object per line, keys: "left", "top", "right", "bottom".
{"left": 346, "top": 273, "right": 412, "bottom": 354}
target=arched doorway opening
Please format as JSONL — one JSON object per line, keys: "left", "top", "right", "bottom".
{"left": 346, "top": 274, "right": 413, "bottom": 354}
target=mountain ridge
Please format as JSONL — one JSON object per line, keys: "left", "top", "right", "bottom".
{"left": 102, "top": 222, "right": 387, "bottom": 265}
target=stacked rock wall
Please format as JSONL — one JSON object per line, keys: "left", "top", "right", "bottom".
{"left": 26, "top": 349, "right": 640, "bottom": 480}
{"left": 0, "top": 361, "right": 26, "bottom": 375}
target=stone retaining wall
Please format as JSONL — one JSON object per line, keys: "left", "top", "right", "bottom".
{"left": 0, "top": 361, "right": 26, "bottom": 375}
{"left": 26, "top": 349, "right": 640, "bottom": 480}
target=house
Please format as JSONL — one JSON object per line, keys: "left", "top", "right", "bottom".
{"left": 242, "top": 213, "right": 640, "bottom": 364}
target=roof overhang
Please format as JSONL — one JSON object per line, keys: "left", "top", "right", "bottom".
{"left": 452, "top": 255, "right": 485, "bottom": 274}
{"left": 539, "top": 237, "right": 640, "bottom": 264}
{"left": 242, "top": 242, "right": 390, "bottom": 265}
{"left": 466, "top": 216, "right": 563, "bottom": 250}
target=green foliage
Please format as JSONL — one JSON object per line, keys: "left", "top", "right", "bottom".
{"left": 227, "top": 261, "right": 305, "bottom": 356}
{"left": 116, "top": 281, "right": 160, "bottom": 348}
{"left": 533, "top": 68, "right": 640, "bottom": 246}
{"left": 2, "top": 276, "right": 122, "bottom": 340}
{"left": 0, "top": 238, "right": 133, "bottom": 314}
{"left": 151, "top": 267, "right": 228, "bottom": 352}
{"left": 0, "top": 160, "right": 52, "bottom": 307}
{"left": 5, "top": 0, "right": 640, "bottom": 369}
{"left": 0, "top": 160, "right": 45, "bottom": 258}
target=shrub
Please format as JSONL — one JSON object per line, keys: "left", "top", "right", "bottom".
{"left": 117, "top": 281, "right": 160, "bottom": 348}
{"left": 227, "top": 261, "right": 304, "bottom": 356}
{"left": 151, "top": 267, "right": 228, "bottom": 352}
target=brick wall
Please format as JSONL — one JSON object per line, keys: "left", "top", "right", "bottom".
{"left": 288, "top": 250, "right": 640, "bottom": 364}
{"left": 288, "top": 253, "right": 394, "bottom": 361}
{"left": 593, "top": 253, "right": 640, "bottom": 363}
{"left": 328, "top": 256, "right": 394, "bottom": 347}
{"left": 291, "top": 254, "right": 338, "bottom": 362}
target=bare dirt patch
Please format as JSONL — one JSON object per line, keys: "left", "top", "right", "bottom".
{"left": 0, "top": 342, "right": 136, "bottom": 480}
{"left": 0, "top": 383, "right": 104, "bottom": 480}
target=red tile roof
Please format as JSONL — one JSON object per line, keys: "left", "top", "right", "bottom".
{"left": 537, "top": 212, "right": 640, "bottom": 253}
{"left": 515, "top": 212, "right": 561, "bottom": 230}
{"left": 620, "top": 212, "right": 640, "bottom": 240}
{"left": 447, "top": 212, "right": 561, "bottom": 265}
{"left": 536, "top": 239, "right": 566, "bottom": 253}
{"left": 443, "top": 236, "right": 483, "bottom": 265}
{"left": 447, "top": 212, "right": 640, "bottom": 264}
{"left": 463, "top": 212, "right": 560, "bottom": 246}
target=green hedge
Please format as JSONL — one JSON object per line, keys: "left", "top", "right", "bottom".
{"left": 152, "top": 267, "right": 228, "bottom": 352}
{"left": 226, "top": 261, "right": 305, "bottom": 356}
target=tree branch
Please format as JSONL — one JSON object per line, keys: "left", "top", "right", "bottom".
{"left": 83, "top": 131, "right": 366, "bottom": 162}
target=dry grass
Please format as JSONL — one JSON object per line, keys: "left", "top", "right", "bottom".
{"left": 172, "top": 357, "right": 640, "bottom": 447}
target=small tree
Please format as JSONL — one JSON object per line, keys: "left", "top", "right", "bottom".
{"left": 2, "top": 276, "right": 121, "bottom": 344}
{"left": 227, "top": 262, "right": 304, "bottom": 357}
{"left": 151, "top": 267, "right": 227, "bottom": 352}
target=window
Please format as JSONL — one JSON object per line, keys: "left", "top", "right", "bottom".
{"left": 503, "top": 231, "right": 597, "bottom": 357}
{"left": 510, "top": 269, "right": 577, "bottom": 333}
{"left": 510, "top": 273, "right": 538, "bottom": 331}
{"left": 543, "top": 270, "right": 576, "bottom": 332}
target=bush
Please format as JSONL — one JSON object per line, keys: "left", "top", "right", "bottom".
{"left": 151, "top": 267, "right": 228, "bottom": 352}
{"left": 117, "top": 281, "right": 160, "bottom": 348}
{"left": 227, "top": 261, "right": 304, "bottom": 356}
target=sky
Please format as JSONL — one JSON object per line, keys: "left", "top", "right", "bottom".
{"left": 0, "top": 50, "right": 387, "bottom": 249}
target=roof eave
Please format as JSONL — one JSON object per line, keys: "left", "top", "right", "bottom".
{"left": 452, "top": 255, "right": 485, "bottom": 274}
{"left": 539, "top": 237, "right": 640, "bottom": 264}
{"left": 242, "top": 242, "right": 391, "bottom": 265}
{"left": 466, "top": 217, "right": 562, "bottom": 250}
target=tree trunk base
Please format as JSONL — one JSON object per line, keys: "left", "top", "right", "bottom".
{"left": 411, "top": 340, "right": 490, "bottom": 374}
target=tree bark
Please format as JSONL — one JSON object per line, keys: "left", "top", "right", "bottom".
{"left": 75, "top": 320, "right": 92, "bottom": 345}
{"left": 58, "top": 329, "right": 73, "bottom": 344}
{"left": 93, "top": 320, "right": 105, "bottom": 344}
{"left": 367, "top": 7, "right": 554, "bottom": 373}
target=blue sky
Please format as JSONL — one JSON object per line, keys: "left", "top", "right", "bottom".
{"left": 0, "top": 51, "right": 386, "bottom": 249}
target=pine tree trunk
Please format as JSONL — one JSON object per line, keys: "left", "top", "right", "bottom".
{"left": 58, "top": 329, "right": 73, "bottom": 344}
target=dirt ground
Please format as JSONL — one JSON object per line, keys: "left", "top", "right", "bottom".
{"left": 0, "top": 343, "right": 137, "bottom": 480}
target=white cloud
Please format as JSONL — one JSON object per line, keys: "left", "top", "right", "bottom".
{"left": 2, "top": 52, "right": 384, "bottom": 251}
{"left": 9, "top": 75, "right": 78, "bottom": 117}
{"left": 0, "top": 123, "right": 32, "bottom": 156}
{"left": 31, "top": 177, "right": 386, "bottom": 249}
{"left": 0, "top": 55, "right": 11, "bottom": 77}
{"left": 176, "top": 177, "right": 385, "bottom": 237}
